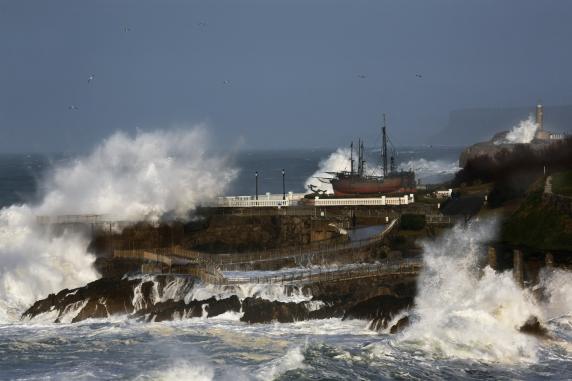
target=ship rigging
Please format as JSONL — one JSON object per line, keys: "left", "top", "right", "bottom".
{"left": 312, "top": 114, "right": 416, "bottom": 197}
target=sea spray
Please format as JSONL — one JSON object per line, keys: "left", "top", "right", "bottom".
{"left": 305, "top": 147, "right": 460, "bottom": 193}
{"left": 539, "top": 268, "right": 572, "bottom": 320}
{"left": 395, "top": 219, "right": 542, "bottom": 363}
{"left": 495, "top": 116, "right": 539, "bottom": 144}
{"left": 35, "top": 127, "right": 237, "bottom": 220}
{"left": 255, "top": 346, "right": 307, "bottom": 380}
{"left": 0, "top": 127, "right": 237, "bottom": 321}
{"left": 398, "top": 158, "right": 459, "bottom": 180}
{"left": 0, "top": 205, "right": 97, "bottom": 322}
{"left": 304, "top": 148, "right": 350, "bottom": 194}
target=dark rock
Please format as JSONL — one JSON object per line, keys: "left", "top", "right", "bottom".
{"left": 343, "top": 295, "right": 412, "bottom": 322}
{"left": 22, "top": 277, "right": 139, "bottom": 322}
{"left": 519, "top": 316, "right": 548, "bottom": 337}
{"left": 71, "top": 298, "right": 109, "bottom": 323}
{"left": 206, "top": 295, "right": 241, "bottom": 318}
{"left": 389, "top": 316, "right": 410, "bottom": 334}
{"left": 241, "top": 297, "right": 310, "bottom": 323}
{"left": 132, "top": 295, "right": 242, "bottom": 322}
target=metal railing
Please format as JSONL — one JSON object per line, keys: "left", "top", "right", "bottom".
{"left": 114, "top": 218, "right": 399, "bottom": 268}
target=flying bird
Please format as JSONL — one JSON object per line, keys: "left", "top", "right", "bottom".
{"left": 222, "top": 79, "right": 231, "bottom": 85}
{"left": 123, "top": 26, "right": 131, "bottom": 32}
{"left": 197, "top": 21, "right": 207, "bottom": 28}
{"left": 88, "top": 74, "right": 95, "bottom": 83}
{"left": 415, "top": 73, "right": 423, "bottom": 78}
{"left": 357, "top": 74, "right": 367, "bottom": 79}
{"left": 68, "top": 105, "right": 79, "bottom": 111}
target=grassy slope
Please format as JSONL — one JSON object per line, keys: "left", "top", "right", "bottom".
{"left": 501, "top": 187, "right": 572, "bottom": 251}
{"left": 553, "top": 170, "right": 572, "bottom": 197}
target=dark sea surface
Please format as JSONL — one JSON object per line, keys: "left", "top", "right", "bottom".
{"left": 1, "top": 147, "right": 571, "bottom": 380}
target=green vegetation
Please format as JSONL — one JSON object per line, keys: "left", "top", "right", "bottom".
{"left": 552, "top": 171, "right": 572, "bottom": 197}
{"left": 501, "top": 189, "right": 572, "bottom": 251}
{"left": 400, "top": 214, "right": 426, "bottom": 231}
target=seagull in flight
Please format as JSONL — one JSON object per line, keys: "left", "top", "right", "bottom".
{"left": 222, "top": 79, "right": 231, "bottom": 85}
{"left": 88, "top": 74, "right": 95, "bottom": 83}
{"left": 123, "top": 26, "right": 131, "bottom": 32}
{"left": 197, "top": 21, "right": 207, "bottom": 28}
{"left": 415, "top": 73, "right": 423, "bottom": 78}
{"left": 68, "top": 105, "right": 79, "bottom": 111}
{"left": 357, "top": 74, "right": 367, "bottom": 79}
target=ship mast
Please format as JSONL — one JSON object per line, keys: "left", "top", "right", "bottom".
{"left": 350, "top": 141, "right": 354, "bottom": 175}
{"left": 357, "top": 139, "right": 362, "bottom": 176}
{"left": 381, "top": 113, "right": 388, "bottom": 177}
{"left": 360, "top": 140, "right": 366, "bottom": 176}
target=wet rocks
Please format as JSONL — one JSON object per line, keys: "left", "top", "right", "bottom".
{"left": 344, "top": 295, "right": 413, "bottom": 332}
{"left": 519, "top": 316, "right": 549, "bottom": 337}
{"left": 389, "top": 316, "right": 410, "bottom": 334}
{"left": 23, "top": 276, "right": 140, "bottom": 323}
{"left": 132, "top": 295, "right": 241, "bottom": 322}
{"left": 23, "top": 275, "right": 418, "bottom": 327}
{"left": 241, "top": 297, "right": 311, "bottom": 323}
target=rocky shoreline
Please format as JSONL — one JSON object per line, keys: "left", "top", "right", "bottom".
{"left": 22, "top": 274, "right": 416, "bottom": 332}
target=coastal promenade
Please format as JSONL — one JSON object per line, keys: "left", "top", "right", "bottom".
{"left": 111, "top": 219, "right": 419, "bottom": 285}
{"left": 216, "top": 258, "right": 422, "bottom": 286}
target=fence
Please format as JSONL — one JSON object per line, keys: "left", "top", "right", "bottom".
{"left": 114, "top": 218, "right": 400, "bottom": 280}
{"left": 310, "top": 195, "right": 414, "bottom": 207}
{"left": 221, "top": 258, "right": 422, "bottom": 285}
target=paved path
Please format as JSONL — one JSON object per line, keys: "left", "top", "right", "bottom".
{"left": 115, "top": 219, "right": 399, "bottom": 271}
{"left": 545, "top": 176, "right": 553, "bottom": 194}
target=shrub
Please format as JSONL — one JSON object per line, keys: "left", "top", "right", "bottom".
{"left": 400, "top": 214, "right": 426, "bottom": 230}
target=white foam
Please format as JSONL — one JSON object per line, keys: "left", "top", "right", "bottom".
{"left": 0, "top": 127, "right": 237, "bottom": 322}
{"left": 502, "top": 116, "right": 538, "bottom": 144}
{"left": 398, "top": 158, "right": 459, "bottom": 180}
{"left": 304, "top": 148, "right": 351, "bottom": 194}
{"left": 539, "top": 269, "right": 572, "bottom": 320}
{"left": 396, "top": 219, "right": 542, "bottom": 363}
{"left": 255, "top": 346, "right": 306, "bottom": 380}
{"left": 186, "top": 282, "right": 313, "bottom": 304}
{"left": 139, "top": 360, "right": 215, "bottom": 381}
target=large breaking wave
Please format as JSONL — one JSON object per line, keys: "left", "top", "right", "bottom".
{"left": 0, "top": 127, "right": 237, "bottom": 321}
{"left": 372, "top": 218, "right": 572, "bottom": 364}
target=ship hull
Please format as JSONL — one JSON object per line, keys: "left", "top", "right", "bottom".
{"left": 331, "top": 173, "right": 415, "bottom": 197}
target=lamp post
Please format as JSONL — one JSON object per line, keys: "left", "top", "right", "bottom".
{"left": 282, "top": 169, "right": 285, "bottom": 200}
{"left": 255, "top": 171, "right": 259, "bottom": 200}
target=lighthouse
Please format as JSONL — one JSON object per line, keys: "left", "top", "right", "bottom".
{"left": 534, "top": 103, "right": 550, "bottom": 140}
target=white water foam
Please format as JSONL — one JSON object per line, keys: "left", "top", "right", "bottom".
{"left": 398, "top": 158, "right": 459, "bottom": 181}
{"left": 0, "top": 127, "right": 237, "bottom": 322}
{"left": 186, "top": 282, "right": 313, "bottom": 304}
{"left": 138, "top": 360, "right": 216, "bottom": 381}
{"left": 539, "top": 268, "right": 572, "bottom": 320}
{"left": 255, "top": 346, "right": 307, "bottom": 380}
{"left": 304, "top": 148, "right": 351, "bottom": 194}
{"left": 497, "top": 115, "right": 538, "bottom": 144}
{"left": 394, "top": 219, "right": 543, "bottom": 363}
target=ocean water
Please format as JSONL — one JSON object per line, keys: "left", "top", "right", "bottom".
{"left": 1, "top": 143, "right": 571, "bottom": 380}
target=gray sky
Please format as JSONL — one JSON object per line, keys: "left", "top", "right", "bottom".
{"left": 1, "top": 0, "right": 571, "bottom": 152}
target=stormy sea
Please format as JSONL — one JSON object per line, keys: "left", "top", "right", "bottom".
{"left": 1, "top": 130, "right": 571, "bottom": 380}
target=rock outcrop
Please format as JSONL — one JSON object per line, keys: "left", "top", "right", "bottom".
{"left": 22, "top": 275, "right": 416, "bottom": 328}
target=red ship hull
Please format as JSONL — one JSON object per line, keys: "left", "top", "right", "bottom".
{"left": 331, "top": 172, "right": 416, "bottom": 197}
